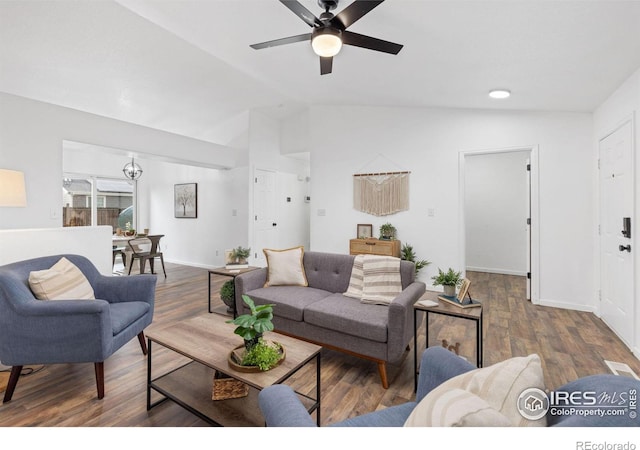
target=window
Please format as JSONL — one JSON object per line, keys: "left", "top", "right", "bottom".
{"left": 63, "top": 176, "right": 135, "bottom": 231}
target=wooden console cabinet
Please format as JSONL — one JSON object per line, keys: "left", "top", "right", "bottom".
{"left": 349, "top": 238, "right": 401, "bottom": 258}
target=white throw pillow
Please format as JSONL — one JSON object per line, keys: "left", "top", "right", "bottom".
{"left": 404, "top": 354, "right": 546, "bottom": 427}
{"left": 263, "top": 246, "right": 308, "bottom": 287}
{"left": 29, "top": 257, "right": 95, "bottom": 300}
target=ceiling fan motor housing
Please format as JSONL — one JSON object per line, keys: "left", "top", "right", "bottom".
{"left": 318, "top": 0, "right": 339, "bottom": 12}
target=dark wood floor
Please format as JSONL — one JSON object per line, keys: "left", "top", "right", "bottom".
{"left": 1, "top": 264, "right": 639, "bottom": 428}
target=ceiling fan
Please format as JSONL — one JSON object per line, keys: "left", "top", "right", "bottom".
{"left": 250, "top": 0, "right": 403, "bottom": 75}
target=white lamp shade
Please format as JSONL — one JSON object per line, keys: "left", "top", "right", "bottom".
{"left": 0, "top": 169, "right": 27, "bottom": 207}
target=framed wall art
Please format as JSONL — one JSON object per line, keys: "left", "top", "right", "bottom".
{"left": 174, "top": 183, "right": 197, "bottom": 218}
{"left": 357, "top": 224, "right": 373, "bottom": 239}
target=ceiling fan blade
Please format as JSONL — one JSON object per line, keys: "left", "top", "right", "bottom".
{"left": 280, "top": 0, "right": 323, "bottom": 28}
{"left": 331, "top": 0, "right": 385, "bottom": 29}
{"left": 342, "top": 31, "right": 403, "bottom": 55}
{"left": 320, "top": 56, "right": 333, "bottom": 75}
{"left": 250, "top": 33, "right": 311, "bottom": 50}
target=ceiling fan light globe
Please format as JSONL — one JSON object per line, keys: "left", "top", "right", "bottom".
{"left": 311, "top": 30, "right": 342, "bottom": 57}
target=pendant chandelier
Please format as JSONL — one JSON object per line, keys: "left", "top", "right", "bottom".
{"left": 123, "top": 157, "right": 143, "bottom": 180}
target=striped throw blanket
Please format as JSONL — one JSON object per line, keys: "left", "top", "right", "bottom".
{"left": 344, "top": 254, "right": 402, "bottom": 305}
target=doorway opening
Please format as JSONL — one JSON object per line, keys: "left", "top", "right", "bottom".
{"left": 459, "top": 146, "right": 539, "bottom": 303}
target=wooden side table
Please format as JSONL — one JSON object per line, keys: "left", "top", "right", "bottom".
{"left": 413, "top": 292, "right": 483, "bottom": 391}
{"left": 208, "top": 266, "right": 260, "bottom": 316}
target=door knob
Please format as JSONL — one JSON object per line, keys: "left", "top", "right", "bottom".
{"left": 619, "top": 244, "right": 631, "bottom": 252}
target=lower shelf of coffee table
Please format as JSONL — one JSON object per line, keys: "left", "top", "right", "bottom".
{"left": 150, "top": 360, "right": 315, "bottom": 426}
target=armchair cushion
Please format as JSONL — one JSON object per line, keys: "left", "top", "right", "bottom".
{"left": 28, "top": 257, "right": 95, "bottom": 300}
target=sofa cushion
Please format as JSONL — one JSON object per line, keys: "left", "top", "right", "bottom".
{"left": 405, "top": 353, "right": 546, "bottom": 427}
{"left": 303, "top": 251, "right": 355, "bottom": 292}
{"left": 304, "top": 293, "right": 388, "bottom": 342}
{"left": 245, "top": 286, "right": 332, "bottom": 322}
{"left": 264, "top": 246, "right": 308, "bottom": 287}
{"left": 28, "top": 257, "right": 95, "bottom": 300}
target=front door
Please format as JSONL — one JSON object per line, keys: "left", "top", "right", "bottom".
{"left": 599, "top": 119, "right": 634, "bottom": 347}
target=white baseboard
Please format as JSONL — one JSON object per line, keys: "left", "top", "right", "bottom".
{"left": 465, "top": 266, "right": 527, "bottom": 277}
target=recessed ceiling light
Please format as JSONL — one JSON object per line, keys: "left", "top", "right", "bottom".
{"left": 489, "top": 89, "right": 511, "bottom": 99}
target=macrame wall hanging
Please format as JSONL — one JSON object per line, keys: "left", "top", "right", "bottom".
{"left": 353, "top": 170, "right": 410, "bottom": 216}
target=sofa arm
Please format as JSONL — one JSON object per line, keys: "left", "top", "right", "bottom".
{"left": 387, "top": 281, "right": 426, "bottom": 361}
{"left": 259, "top": 385, "right": 317, "bottom": 427}
{"left": 234, "top": 268, "right": 267, "bottom": 313}
{"left": 416, "top": 346, "right": 475, "bottom": 402}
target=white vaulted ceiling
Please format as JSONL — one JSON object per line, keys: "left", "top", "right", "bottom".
{"left": 1, "top": 0, "right": 640, "bottom": 147}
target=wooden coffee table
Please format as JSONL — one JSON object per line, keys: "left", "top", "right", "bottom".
{"left": 146, "top": 314, "right": 322, "bottom": 426}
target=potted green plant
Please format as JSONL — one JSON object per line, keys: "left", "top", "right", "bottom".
{"left": 226, "top": 295, "right": 284, "bottom": 371}
{"left": 401, "top": 243, "right": 430, "bottom": 274}
{"left": 231, "top": 246, "right": 251, "bottom": 265}
{"left": 379, "top": 223, "right": 396, "bottom": 240}
{"left": 227, "top": 295, "right": 274, "bottom": 348}
{"left": 219, "top": 279, "right": 235, "bottom": 313}
{"left": 431, "top": 267, "right": 462, "bottom": 296}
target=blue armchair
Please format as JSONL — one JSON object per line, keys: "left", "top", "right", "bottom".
{"left": 0, "top": 254, "right": 156, "bottom": 402}
{"left": 259, "top": 346, "right": 640, "bottom": 427}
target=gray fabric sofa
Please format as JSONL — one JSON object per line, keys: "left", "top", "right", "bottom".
{"left": 259, "top": 346, "right": 640, "bottom": 427}
{"left": 234, "top": 250, "right": 426, "bottom": 388}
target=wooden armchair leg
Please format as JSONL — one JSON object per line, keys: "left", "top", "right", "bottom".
{"left": 137, "top": 331, "right": 148, "bottom": 355}
{"left": 3, "top": 365, "right": 23, "bottom": 403}
{"left": 377, "top": 361, "right": 389, "bottom": 389}
{"left": 94, "top": 362, "right": 105, "bottom": 399}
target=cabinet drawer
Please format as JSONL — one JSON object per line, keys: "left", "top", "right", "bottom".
{"left": 349, "top": 239, "right": 400, "bottom": 257}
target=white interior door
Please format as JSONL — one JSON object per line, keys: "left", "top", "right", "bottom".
{"left": 526, "top": 158, "right": 531, "bottom": 300}
{"left": 599, "top": 120, "right": 634, "bottom": 347}
{"left": 253, "top": 168, "right": 277, "bottom": 267}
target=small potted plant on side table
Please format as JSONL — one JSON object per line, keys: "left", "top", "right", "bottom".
{"left": 379, "top": 223, "right": 397, "bottom": 240}
{"left": 431, "top": 267, "right": 462, "bottom": 297}
{"left": 231, "top": 246, "right": 251, "bottom": 266}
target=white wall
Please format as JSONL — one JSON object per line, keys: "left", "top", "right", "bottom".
{"left": 593, "top": 67, "right": 640, "bottom": 357}
{"left": 465, "top": 151, "right": 530, "bottom": 275}
{"left": 0, "top": 226, "right": 112, "bottom": 274}
{"left": 0, "top": 92, "right": 236, "bottom": 230}
{"left": 140, "top": 159, "right": 248, "bottom": 268}
{"left": 308, "top": 105, "right": 594, "bottom": 311}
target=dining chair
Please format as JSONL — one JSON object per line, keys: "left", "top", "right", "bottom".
{"left": 112, "top": 246, "right": 127, "bottom": 268}
{"left": 127, "top": 235, "right": 166, "bottom": 277}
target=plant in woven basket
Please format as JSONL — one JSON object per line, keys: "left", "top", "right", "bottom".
{"left": 226, "top": 295, "right": 274, "bottom": 349}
